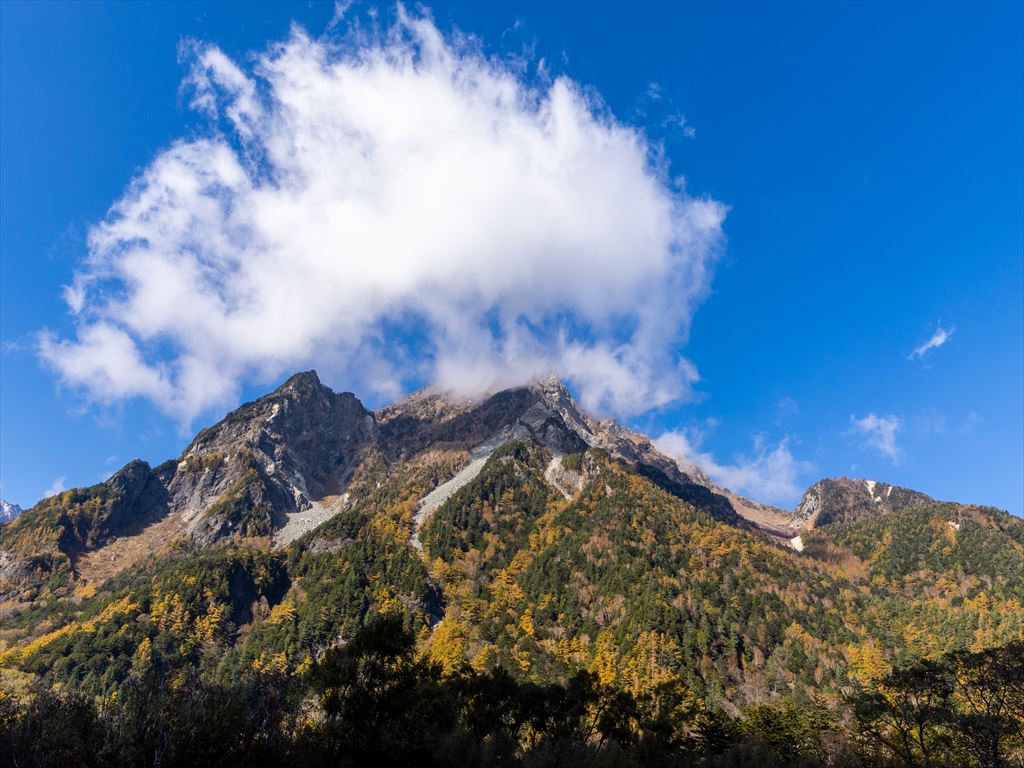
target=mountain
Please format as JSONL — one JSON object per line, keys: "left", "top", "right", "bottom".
{"left": 793, "top": 476, "right": 936, "bottom": 528}
{"left": 1, "top": 371, "right": 769, "bottom": 602}
{"left": 0, "top": 500, "right": 22, "bottom": 525}
{"left": 161, "top": 370, "right": 375, "bottom": 544}
{"left": 1, "top": 371, "right": 1021, "bottom": 766}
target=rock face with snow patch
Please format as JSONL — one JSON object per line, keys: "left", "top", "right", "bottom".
{"left": 0, "top": 500, "right": 22, "bottom": 525}
{"left": 793, "top": 477, "right": 935, "bottom": 528}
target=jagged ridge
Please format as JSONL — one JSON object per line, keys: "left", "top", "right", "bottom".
{"left": 0, "top": 370, "right": 993, "bottom": 602}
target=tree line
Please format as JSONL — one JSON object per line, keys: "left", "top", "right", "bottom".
{"left": 3, "top": 616, "right": 1021, "bottom": 768}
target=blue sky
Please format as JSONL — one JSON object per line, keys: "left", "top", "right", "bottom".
{"left": 1, "top": 1, "right": 1021, "bottom": 514}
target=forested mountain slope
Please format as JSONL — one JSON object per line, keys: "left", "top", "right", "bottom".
{"left": 1, "top": 372, "right": 1021, "bottom": 766}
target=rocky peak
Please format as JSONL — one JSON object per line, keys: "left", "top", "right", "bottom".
{"left": 378, "top": 376, "right": 658, "bottom": 468}
{"left": 6, "top": 372, "right": 868, "bottom": 563}
{"left": 375, "top": 382, "right": 583, "bottom": 462}
{"left": 374, "top": 386, "right": 477, "bottom": 429}
{"left": 105, "top": 459, "right": 152, "bottom": 497}
{"left": 522, "top": 378, "right": 759, "bottom": 528}
{"left": 164, "top": 371, "right": 375, "bottom": 541}
{"left": 184, "top": 370, "right": 361, "bottom": 454}
{"left": 794, "top": 477, "right": 935, "bottom": 528}
{"left": 519, "top": 379, "right": 800, "bottom": 533}
{"left": 0, "top": 500, "right": 22, "bottom": 525}
{"left": 525, "top": 379, "right": 711, "bottom": 489}
{"left": 278, "top": 369, "right": 326, "bottom": 393}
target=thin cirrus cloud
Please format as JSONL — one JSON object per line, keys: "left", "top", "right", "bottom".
{"left": 37, "top": 9, "right": 726, "bottom": 425}
{"left": 908, "top": 324, "right": 954, "bottom": 361}
{"left": 847, "top": 412, "right": 903, "bottom": 463}
{"left": 654, "top": 429, "right": 812, "bottom": 506}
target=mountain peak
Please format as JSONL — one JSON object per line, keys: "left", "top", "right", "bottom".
{"left": 0, "top": 499, "right": 22, "bottom": 525}
{"left": 276, "top": 369, "right": 327, "bottom": 395}
{"left": 530, "top": 373, "right": 569, "bottom": 392}
{"left": 794, "top": 476, "right": 935, "bottom": 528}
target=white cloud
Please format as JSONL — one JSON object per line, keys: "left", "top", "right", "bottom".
{"left": 39, "top": 324, "right": 173, "bottom": 404}
{"left": 847, "top": 412, "right": 902, "bottom": 462}
{"left": 42, "top": 476, "right": 66, "bottom": 499}
{"left": 654, "top": 429, "right": 811, "bottom": 506}
{"left": 39, "top": 10, "right": 725, "bottom": 424}
{"left": 908, "top": 324, "right": 954, "bottom": 360}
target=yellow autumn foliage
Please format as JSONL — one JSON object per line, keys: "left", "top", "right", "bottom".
{"left": 428, "top": 618, "right": 468, "bottom": 676}
{"left": 847, "top": 639, "right": 890, "bottom": 686}
{"left": 267, "top": 596, "right": 297, "bottom": 625}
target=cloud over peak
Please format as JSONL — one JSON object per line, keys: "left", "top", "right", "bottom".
{"left": 39, "top": 10, "right": 725, "bottom": 423}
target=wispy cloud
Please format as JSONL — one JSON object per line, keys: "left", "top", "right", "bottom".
{"left": 654, "top": 429, "right": 811, "bottom": 506}
{"left": 908, "top": 324, "right": 954, "bottom": 361}
{"left": 676, "top": 115, "right": 697, "bottom": 138}
{"left": 847, "top": 412, "right": 902, "bottom": 462}
{"left": 327, "top": 0, "right": 354, "bottom": 30}
{"left": 42, "top": 476, "right": 66, "bottom": 499}
{"left": 38, "top": 9, "right": 725, "bottom": 424}
{"left": 636, "top": 82, "right": 696, "bottom": 139}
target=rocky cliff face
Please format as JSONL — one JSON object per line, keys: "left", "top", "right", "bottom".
{"left": 793, "top": 476, "right": 936, "bottom": 528}
{"left": 376, "top": 376, "right": 689, "bottom": 475}
{"left": 158, "top": 371, "right": 376, "bottom": 543}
